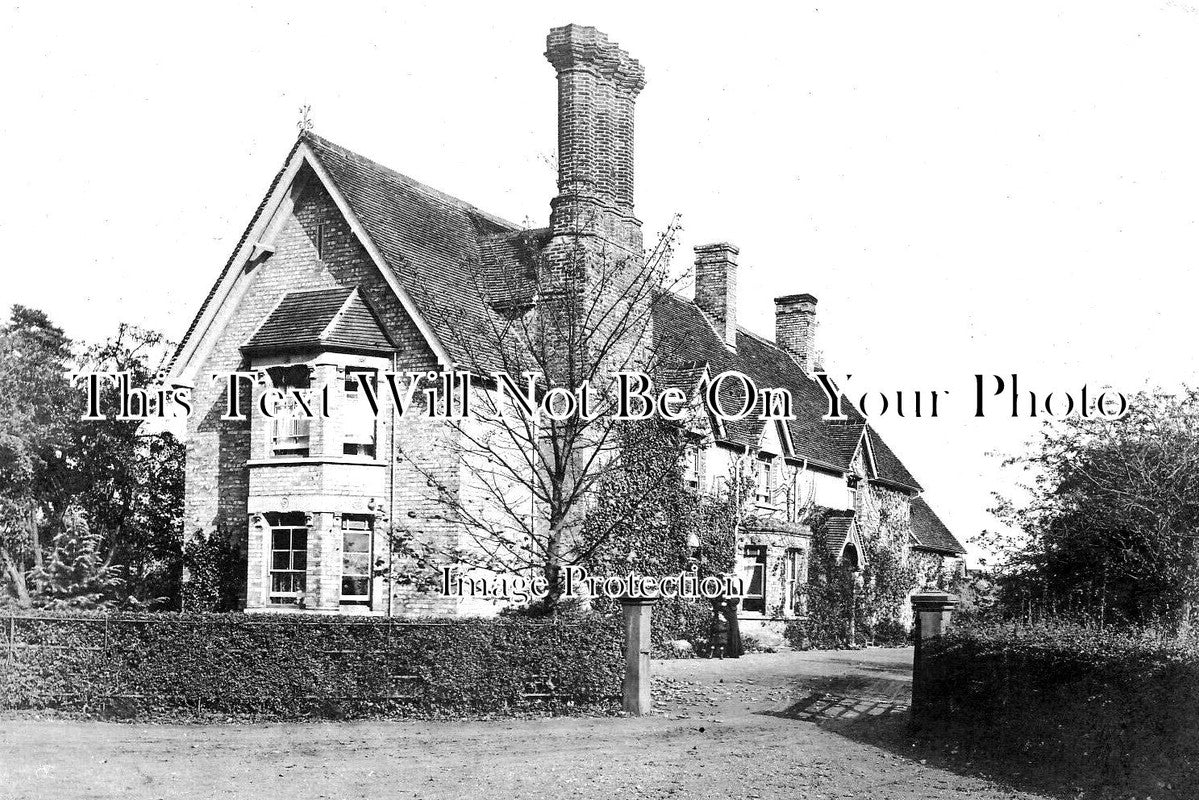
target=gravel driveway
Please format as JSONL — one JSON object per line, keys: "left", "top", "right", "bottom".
{"left": 0, "top": 647, "right": 1057, "bottom": 800}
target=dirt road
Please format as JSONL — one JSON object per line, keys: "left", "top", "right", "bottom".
{"left": 0, "top": 648, "right": 1056, "bottom": 800}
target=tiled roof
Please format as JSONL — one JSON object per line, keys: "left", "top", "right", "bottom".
{"left": 823, "top": 514, "right": 856, "bottom": 559}
{"left": 302, "top": 133, "right": 522, "bottom": 373}
{"left": 910, "top": 496, "right": 967, "bottom": 555}
{"left": 652, "top": 293, "right": 922, "bottom": 490}
{"left": 243, "top": 287, "right": 394, "bottom": 354}
{"left": 177, "top": 132, "right": 930, "bottom": 498}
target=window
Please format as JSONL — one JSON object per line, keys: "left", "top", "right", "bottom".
{"left": 268, "top": 512, "right": 308, "bottom": 605}
{"left": 783, "top": 548, "right": 807, "bottom": 616}
{"left": 682, "top": 447, "right": 701, "bottom": 493}
{"left": 268, "top": 365, "right": 312, "bottom": 458}
{"left": 741, "top": 545, "right": 767, "bottom": 614}
{"left": 754, "top": 456, "right": 773, "bottom": 505}
{"left": 713, "top": 475, "right": 728, "bottom": 499}
{"left": 340, "top": 514, "right": 373, "bottom": 605}
{"left": 343, "top": 368, "right": 377, "bottom": 458}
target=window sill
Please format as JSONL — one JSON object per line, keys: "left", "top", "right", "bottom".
{"left": 249, "top": 456, "right": 387, "bottom": 468}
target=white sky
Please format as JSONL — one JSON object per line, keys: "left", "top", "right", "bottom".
{"left": 4, "top": 1, "right": 1199, "bottom": 561}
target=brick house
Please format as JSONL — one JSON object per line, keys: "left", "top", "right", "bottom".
{"left": 168, "top": 24, "right": 965, "bottom": 621}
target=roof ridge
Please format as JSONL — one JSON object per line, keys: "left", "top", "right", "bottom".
{"left": 303, "top": 131, "right": 522, "bottom": 232}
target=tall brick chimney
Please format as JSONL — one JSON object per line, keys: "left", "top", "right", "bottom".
{"left": 694, "top": 243, "right": 739, "bottom": 348}
{"left": 545, "top": 24, "right": 646, "bottom": 250}
{"left": 775, "top": 293, "right": 819, "bottom": 373}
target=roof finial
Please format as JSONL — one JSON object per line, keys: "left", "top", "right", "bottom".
{"left": 296, "top": 104, "right": 314, "bottom": 135}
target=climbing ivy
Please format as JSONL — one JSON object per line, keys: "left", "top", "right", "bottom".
{"left": 786, "top": 505, "right": 921, "bottom": 649}
{"left": 578, "top": 420, "right": 742, "bottom": 655}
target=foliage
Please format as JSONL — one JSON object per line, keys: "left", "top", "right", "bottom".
{"left": 784, "top": 507, "right": 922, "bottom": 649}
{"left": 917, "top": 622, "right": 1199, "bottom": 790}
{"left": 0, "top": 307, "right": 184, "bottom": 610}
{"left": 983, "top": 387, "right": 1199, "bottom": 631}
{"left": 28, "top": 507, "right": 124, "bottom": 609}
{"left": 575, "top": 420, "right": 743, "bottom": 655}
{"left": 784, "top": 519, "right": 856, "bottom": 649}
{"left": 180, "top": 527, "right": 242, "bottom": 612}
{"left": 72, "top": 323, "right": 185, "bottom": 607}
{"left": 0, "top": 306, "right": 77, "bottom": 608}
{"left": 0, "top": 611, "right": 624, "bottom": 718}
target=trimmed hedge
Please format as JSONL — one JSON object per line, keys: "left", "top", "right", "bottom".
{"left": 0, "top": 611, "right": 624, "bottom": 718}
{"left": 918, "top": 624, "right": 1199, "bottom": 786}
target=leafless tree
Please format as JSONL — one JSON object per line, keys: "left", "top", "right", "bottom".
{"left": 392, "top": 218, "right": 694, "bottom": 605}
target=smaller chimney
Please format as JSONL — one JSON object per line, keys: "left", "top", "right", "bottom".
{"left": 775, "top": 293, "right": 819, "bottom": 373}
{"left": 694, "top": 243, "right": 739, "bottom": 348}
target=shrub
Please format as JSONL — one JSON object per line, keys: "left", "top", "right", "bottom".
{"left": 917, "top": 623, "right": 1199, "bottom": 788}
{"left": 0, "top": 611, "right": 624, "bottom": 718}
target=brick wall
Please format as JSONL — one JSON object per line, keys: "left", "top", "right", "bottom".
{"left": 184, "top": 174, "right": 465, "bottom": 616}
{"left": 773, "top": 294, "right": 819, "bottom": 373}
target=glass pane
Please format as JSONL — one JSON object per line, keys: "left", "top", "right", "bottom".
{"left": 272, "top": 552, "right": 290, "bottom": 570}
{"left": 292, "top": 531, "right": 307, "bottom": 548}
{"left": 343, "top": 553, "right": 370, "bottom": 574}
{"left": 343, "top": 532, "right": 370, "bottom": 553}
{"left": 341, "top": 576, "right": 369, "bottom": 597}
{"left": 293, "top": 552, "right": 307, "bottom": 571}
{"left": 272, "top": 530, "right": 288, "bottom": 549}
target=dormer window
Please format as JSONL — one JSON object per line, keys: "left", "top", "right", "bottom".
{"left": 847, "top": 474, "right": 861, "bottom": 507}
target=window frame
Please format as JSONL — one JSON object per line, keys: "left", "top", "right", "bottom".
{"left": 267, "top": 365, "right": 313, "bottom": 458}
{"left": 742, "top": 544, "right": 768, "bottom": 614}
{"left": 339, "top": 514, "right": 374, "bottom": 605}
{"left": 342, "top": 367, "right": 378, "bottom": 459}
{"left": 783, "top": 547, "right": 807, "bottom": 616}
{"left": 754, "top": 455, "right": 774, "bottom": 506}
{"left": 268, "top": 515, "right": 308, "bottom": 605}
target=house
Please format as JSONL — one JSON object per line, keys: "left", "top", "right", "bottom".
{"left": 168, "top": 24, "right": 965, "bottom": 621}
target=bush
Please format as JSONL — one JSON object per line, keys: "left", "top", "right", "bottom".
{"left": 0, "top": 611, "right": 624, "bottom": 718}
{"left": 917, "top": 623, "right": 1199, "bottom": 787}
{"left": 650, "top": 597, "right": 713, "bottom": 657}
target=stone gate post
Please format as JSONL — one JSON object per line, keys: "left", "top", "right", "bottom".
{"left": 910, "top": 591, "right": 958, "bottom": 723}
{"left": 619, "top": 597, "right": 657, "bottom": 715}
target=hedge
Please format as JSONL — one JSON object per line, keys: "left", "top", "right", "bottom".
{"left": 917, "top": 623, "right": 1199, "bottom": 786}
{"left": 0, "top": 611, "right": 624, "bottom": 718}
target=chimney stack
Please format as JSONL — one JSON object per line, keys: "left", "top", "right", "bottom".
{"left": 694, "top": 243, "right": 739, "bottom": 348}
{"left": 545, "top": 25, "right": 646, "bottom": 250}
{"left": 775, "top": 293, "right": 819, "bottom": 373}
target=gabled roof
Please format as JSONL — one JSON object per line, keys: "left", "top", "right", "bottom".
{"left": 910, "top": 496, "right": 967, "bottom": 555}
{"left": 171, "top": 132, "right": 534, "bottom": 378}
{"left": 301, "top": 134, "right": 523, "bottom": 372}
{"left": 823, "top": 512, "right": 867, "bottom": 566}
{"left": 651, "top": 292, "right": 922, "bottom": 490}
{"left": 243, "top": 286, "right": 395, "bottom": 355}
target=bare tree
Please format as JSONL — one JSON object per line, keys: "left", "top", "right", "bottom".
{"left": 391, "top": 219, "right": 693, "bottom": 606}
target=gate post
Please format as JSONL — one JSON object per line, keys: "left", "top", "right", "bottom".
{"left": 910, "top": 591, "right": 958, "bottom": 724}
{"left": 619, "top": 597, "right": 657, "bottom": 715}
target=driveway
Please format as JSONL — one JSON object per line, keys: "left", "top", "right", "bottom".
{"left": 0, "top": 647, "right": 1057, "bottom": 800}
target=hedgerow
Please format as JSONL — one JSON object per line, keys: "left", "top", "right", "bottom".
{"left": 0, "top": 611, "right": 623, "bottom": 719}
{"left": 917, "top": 623, "right": 1199, "bottom": 786}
